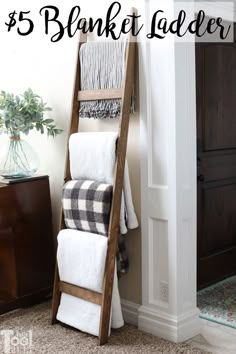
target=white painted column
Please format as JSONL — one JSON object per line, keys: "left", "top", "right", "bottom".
{"left": 138, "top": 0, "right": 200, "bottom": 342}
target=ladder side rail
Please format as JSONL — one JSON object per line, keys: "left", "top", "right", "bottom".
{"left": 99, "top": 11, "right": 137, "bottom": 344}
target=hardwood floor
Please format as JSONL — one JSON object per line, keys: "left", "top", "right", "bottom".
{"left": 186, "top": 318, "right": 236, "bottom": 353}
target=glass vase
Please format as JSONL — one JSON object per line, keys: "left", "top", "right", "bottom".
{"left": 0, "top": 135, "right": 40, "bottom": 178}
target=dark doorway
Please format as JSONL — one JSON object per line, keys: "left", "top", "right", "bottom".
{"left": 196, "top": 26, "right": 236, "bottom": 289}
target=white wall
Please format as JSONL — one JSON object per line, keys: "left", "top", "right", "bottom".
{"left": 0, "top": 1, "right": 78, "bottom": 235}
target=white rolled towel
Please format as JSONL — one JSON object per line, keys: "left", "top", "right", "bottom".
{"left": 69, "top": 132, "right": 117, "bottom": 185}
{"left": 56, "top": 229, "right": 124, "bottom": 336}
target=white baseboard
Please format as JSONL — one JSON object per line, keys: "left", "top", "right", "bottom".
{"left": 138, "top": 305, "right": 200, "bottom": 343}
{"left": 121, "top": 300, "right": 200, "bottom": 343}
{"left": 121, "top": 299, "right": 140, "bottom": 326}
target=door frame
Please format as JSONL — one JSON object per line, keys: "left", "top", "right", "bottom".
{"left": 138, "top": 0, "right": 235, "bottom": 343}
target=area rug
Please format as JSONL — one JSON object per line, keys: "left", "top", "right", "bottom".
{"left": 0, "top": 302, "right": 210, "bottom": 354}
{"left": 198, "top": 275, "right": 236, "bottom": 329}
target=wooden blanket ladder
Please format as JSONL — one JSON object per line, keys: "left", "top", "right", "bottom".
{"left": 51, "top": 8, "right": 137, "bottom": 346}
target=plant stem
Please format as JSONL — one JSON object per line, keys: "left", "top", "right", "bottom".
{"left": 3, "top": 138, "right": 30, "bottom": 175}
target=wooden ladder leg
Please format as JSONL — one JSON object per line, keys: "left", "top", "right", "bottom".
{"left": 99, "top": 17, "right": 136, "bottom": 345}
{"left": 98, "top": 232, "right": 117, "bottom": 345}
{"left": 51, "top": 263, "right": 61, "bottom": 324}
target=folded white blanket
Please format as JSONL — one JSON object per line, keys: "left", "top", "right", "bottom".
{"left": 56, "top": 229, "right": 124, "bottom": 336}
{"left": 69, "top": 132, "right": 138, "bottom": 234}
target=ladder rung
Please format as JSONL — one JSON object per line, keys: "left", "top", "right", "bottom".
{"left": 78, "top": 88, "right": 123, "bottom": 101}
{"left": 59, "top": 281, "right": 102, "bottom": 305}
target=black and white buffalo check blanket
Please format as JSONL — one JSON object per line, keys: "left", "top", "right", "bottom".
{"left": 62, "top": 180, "right": 129, "bottom": 274}
{"left": 63, "top": 180, "right": 112, "bottom": 236}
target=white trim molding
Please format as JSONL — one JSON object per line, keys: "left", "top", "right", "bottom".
{"left": 138, "top": 306, "right": 200, "bottom": 343}
{"left": 121, "top": 300, "right": 200, "bottom": 342}
{"left": 195, "top": 0, "right": 236, "bottom": 21}
{"left": 139, "top": 0, "right": 200, "bottom": 343}
{"left": 121, "top": 299, "right": 140, "bottom": 327}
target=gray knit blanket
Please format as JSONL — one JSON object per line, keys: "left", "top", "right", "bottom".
{"left": 79, "top": 41, "right": 125, "bottom": 119}
{"left": 62, "top": 180, "right": 129, "bottom": 274}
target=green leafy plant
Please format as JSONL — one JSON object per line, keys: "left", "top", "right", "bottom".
{"left": 0, "top": 88, "right": 62, "bottom": 137}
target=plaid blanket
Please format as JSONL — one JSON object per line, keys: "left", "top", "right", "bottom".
{"left": 62, "top": 180, "right": 129, "bottom": 274}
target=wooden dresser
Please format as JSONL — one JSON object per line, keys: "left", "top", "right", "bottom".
{"left": 0, "top": 175, "right": 55, "bottom": 314}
